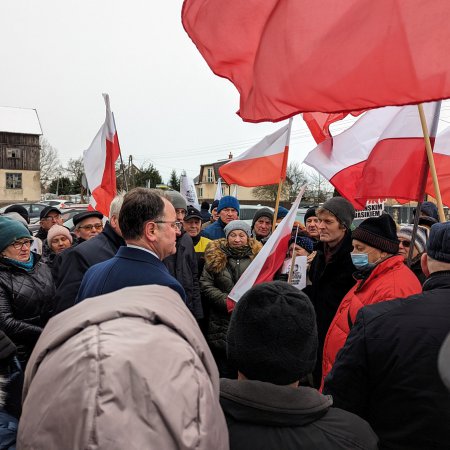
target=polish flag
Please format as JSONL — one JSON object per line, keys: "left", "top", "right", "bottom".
{"left": 219, "top": 119, "right": 292, "bottom": 187}
{"left": 427, "top": 126, "right": 450, "bottom": 205}
{"left": 303, "top": 103, "right": 441, "bottom": 209}
{"left": 226, "top": 186, "right": 305, "bottom": 312}
{"left": 83, "top": 94, "right": 120, "bottom": 216}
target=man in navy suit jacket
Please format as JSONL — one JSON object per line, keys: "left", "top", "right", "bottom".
{"left": 77, "top": 188, "right": 186, "bottom": 303}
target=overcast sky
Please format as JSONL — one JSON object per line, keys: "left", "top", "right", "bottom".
{"left": 2, "top": 1, "right": 450, "bottom": 183}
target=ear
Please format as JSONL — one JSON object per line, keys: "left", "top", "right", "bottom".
{"left": 421, "top": 253, "right": 430, "bottom": 277}
{"left": 144, "top": 221, "right": 157, "bottom": 242}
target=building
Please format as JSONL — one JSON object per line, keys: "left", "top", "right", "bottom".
{"left": 0, "top": 107, "right": 42, "bottom": 204}
{"left": 196, "top": 153, "right": 290, "bottom": 205}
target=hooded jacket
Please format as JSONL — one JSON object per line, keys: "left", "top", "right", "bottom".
{"left": 0, "top": 255, "right": 55, "bottom": 368}
{"left": 321, "top": 255, "right": 421, "bottom": 386}
{"left": 200, "top": 238, "right": 262, "bottom": 353}
{"left": 220, "top": 379, "right": 378, "bottom": 450}
{"left": 18, "top": 285, "right": 229, "bottom": 450}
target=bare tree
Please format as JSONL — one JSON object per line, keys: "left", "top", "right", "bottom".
{"left": 40, "top": 137, "right": 61, "bottom": 190}
{"left": 286, "top": 162, "right": 309, "bottom": 201}
{"left": 305, "top": 169, "right": 334, "bottom": 203}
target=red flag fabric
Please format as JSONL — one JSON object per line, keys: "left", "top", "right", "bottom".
{"left": 83, "top": 94, "right": 120, "bottom": 216}
{"left": 303, "top": 112, "right": 347, "bottom": 144}
{"left": 182, "top": 0, "right": 450, "bottom": 122}
{"left": 303, "top": 103, "right": 440, "bottom": 209}
{"left": 226, "top": 187, "right": 305, "bottom": 313}
{"left": 219, "top": 121, "right": 291, "bottom": 187}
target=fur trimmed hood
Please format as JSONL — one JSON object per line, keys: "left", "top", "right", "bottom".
{"left": 204, "top": 238, "right": 262, "bottom": 274}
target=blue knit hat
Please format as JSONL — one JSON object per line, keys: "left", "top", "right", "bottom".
{"left": 289, "top": 233, "right": 315, "bottom": 253}
{"left": 0, "top": 216, "right": 31, "bottom": 253}
{"left": 217, "top": 195, "right": 240, "bottom": 213}
{"left": 427, "top": 222, "right": 450, "bottom": 263}
{"left": 277, "top": 206, "right": 289, "bottom": 220}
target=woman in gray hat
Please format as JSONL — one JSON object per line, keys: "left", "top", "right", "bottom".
{"left": 200, "top": 220, "right": 262, "bottom": 377}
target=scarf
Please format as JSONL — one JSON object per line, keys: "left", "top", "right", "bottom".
{"left": 2, "top": 252, "right": 35, "bottom": 272}
{"left": 221, "top": 243, "right": 253, "bottom": 259}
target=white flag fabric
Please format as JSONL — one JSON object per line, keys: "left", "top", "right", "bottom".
{"left": 227, "top": 186, "right": 306, "bottom": 309}
{"left": 232, "top": 185, "right": 238, "bottom": 198}
{"left": 180, "top": 173, "right": 200, "bottom": 209}
{"left": 214, "top": 178, "right": 223, "bottom": 201}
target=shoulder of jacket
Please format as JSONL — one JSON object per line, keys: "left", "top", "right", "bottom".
{"left": 204, "top": 239, "right": 227, "bottom": 273}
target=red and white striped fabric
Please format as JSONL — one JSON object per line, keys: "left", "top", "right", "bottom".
{"left": 226, "top": 187, "right": 305, "bottom": 312}
{"left": 83, "top": 94, "right": 120, "bottom": 217}
{"left": 219, "top": 120, "right": 291, "bottom": 187}
{"left": 427, "top": 126, "right": 450, "bottom": 205}
{"left": 303, "top": 103, "right": 440, "bottom": 209}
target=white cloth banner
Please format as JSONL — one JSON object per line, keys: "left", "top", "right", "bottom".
{"left": 180, "top": 174, "right": 200, "bottom": 209}
{"left": 214, "top": 178, "right": 223, "bottom": 201}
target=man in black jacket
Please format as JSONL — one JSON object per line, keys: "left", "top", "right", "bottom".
{"left": 221, "top": 281, "right": 378, "bottom": 450}
{"left": 324, "top": 222, "right": 450, "bottom": 450}
{"left": 303, "top": 196, "right": 356, "bottom": 386}
{"left": 52, "top": 195, "right": 125, "bottom": 315}
{"left": 164, "top": 192, "right": 202, "bottom": 320}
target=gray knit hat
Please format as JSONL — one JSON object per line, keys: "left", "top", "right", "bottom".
{"left": 166, "top": 191, "right": 187, "bottom": 211}
{"left": 397, "top": 225, "right": 428, "bottom": 254}
{"left": 320, "top": 197, "right": 355, "bottom": 229}
{"left": 224, "top": 220, "right": 251, "bottom": 238}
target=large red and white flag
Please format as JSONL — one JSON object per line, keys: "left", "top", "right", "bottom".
{"left": 182, "top": 0, "right": 450, "bottom": 122}
{"left": 83, "top": 94, "right": 120, "bottom": 216}
{"left": 226, "top": 186, "right": 305, "bottom": 312}
{"left": 427, "top": 126, "right": 450, "bottom": 206}
{"left": 303, "top": 103, "right": 441, "bottom": 209}
{"left": 219, "top": 119, "right": 291, "bottom": 187}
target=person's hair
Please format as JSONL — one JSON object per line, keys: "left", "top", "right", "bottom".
{"left": 316, "top": 206, "right": 346, "bottom": 230}
{"left": 427, "top": 255, "right": 450, "bottom": 273}
{"left": 109, "top": 192, "right": 126, "bottom": 218}
{"left": 119, "top": 188, "right": 168, "bottom": 240}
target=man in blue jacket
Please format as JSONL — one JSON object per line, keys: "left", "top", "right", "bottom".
{"left": 76, "top": 188, "right": 186, "bottom": 303}
{"left": 201, "top": 196, "right": 239, "bottom": 240}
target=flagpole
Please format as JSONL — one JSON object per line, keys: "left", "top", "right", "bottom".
{"left": 272, "top": 118, "right": 293, "bottom": 232}
{"left": 112, "top": 112, "right": 129, "bottom": 192}
{"left": 417, "top": 103, "right": 445, "bottom": 222}
{"left": 287, "top": 226, "right": 299, "bottom": 284}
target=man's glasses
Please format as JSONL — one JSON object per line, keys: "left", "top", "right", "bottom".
{"left": 154, "top": 221, "right": 183, "bottom": 230}
{"left": 9, "top": 239, "right": 33, "bottom": 250}
{"left": 42, "top": 215, "right": 61, "bottom": 222}
{"left": 398, "top": 239, "right": 411, "bottom": 248}
{"left": 78, "top": 223, "right": 103, "bottom": 231}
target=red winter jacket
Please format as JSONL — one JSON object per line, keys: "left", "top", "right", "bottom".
{"left": 321, "top": 255, "right": 421, "bottom": 389}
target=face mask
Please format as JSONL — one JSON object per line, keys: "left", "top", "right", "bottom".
{"left": 351, "top": 252, "right": 369, "bottom": 269}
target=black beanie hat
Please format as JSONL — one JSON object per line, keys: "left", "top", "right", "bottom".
{"left": 4, "top": 204, "right": 30, "bottom": 224}
{"left": 251, "top": 207, "right": 274, "bottom": 229}
{"left": 201, "top": 201, "right": 209, "bottom": 210}
{"left": 427, "top": 222, "right": 450, "bottom": 263}
{"left": 304, "top": 207, "right": 317, "bottom": 223}
{"left": 210, "top": 199, "right": 219, "bottom": 212}
{"left": 352, "top": 213, "right": 399, "bottom": 254}
{"left": 227, "top": 281, "right": 318, "bottom": 385}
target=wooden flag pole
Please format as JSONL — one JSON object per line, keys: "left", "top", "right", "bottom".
{"left": 417, "top": 104, "right": 446, "bottom": 222}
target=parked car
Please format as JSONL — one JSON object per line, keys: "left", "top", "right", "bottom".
{"left": 0, "top": 202, "right": 48, "bottom": 221}
{"left": 41, "top": 199, "right": 75, "bottom": 209}
{"left": 29, "top": 205, "right": 89, "bottom": 234}
{"left": 239, "top": 205, "right": 274, "bottom": 225}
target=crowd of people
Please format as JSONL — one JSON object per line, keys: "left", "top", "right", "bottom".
{"left": 0, "top": 190, "right": 448, "bottom": 449}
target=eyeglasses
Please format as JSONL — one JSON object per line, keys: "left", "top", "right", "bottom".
{"left": 154, "top": 221, "right": 183, "bottom": 230}
{"left": 42, "top": 214, "right": 61, "bottom": 222}
{"left": 9, "top": 239, "right": 33, "bottom": 250}
{"left": 78, "top": 223, "right": 103, "bottom": 231}
{"left": 398, "top": 239, "right": 411, "bottom": 248}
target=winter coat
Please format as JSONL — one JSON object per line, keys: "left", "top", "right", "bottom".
{"left": 323, "top": 270, "right": 450, "bottom": 450}
{"left": 220, "top": 378, "right": 378, "bottom": 450}
{"left": 52, "top": 222, "right": 125, "bottom": 315}
{"left": 409, "top": 254, "right": 426, "bottom": 284}
{"left": 303, "top": 231, "right": 356, "bottom": 385}
{"left": 77, "top": 246, "right": 186, "bottom": 304}
{"left": 0, "top": 256, "right": 55, "bottom": 368}
{"left": 18, "top": 285, "right": 229, "bottom": 450}
{"left": 164, "top": 232, "right": 202, "bottom": 319}
{"left": 201, "top": 218, "right": 227, "bottom": 240}
{"left": 321, "top": 255, "right": 421, "bottom": 386}
{"left": 200, "top": 238, "right": 262, "bottom": 353}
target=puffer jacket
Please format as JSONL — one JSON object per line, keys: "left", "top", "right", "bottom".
{"left": 321, "top": 255, "right": 421, "bottom": 387}
{"left": 201, "top": 218, "right": 227, "bottom": 240}
{"left": 0, "top": 255, "right": 55, "bottom": 369}
{"left": 200, "top": 238, "right": 262, "bottom": 353}
{"left": 18, "top": 285, "right": 229, "bottom": 450}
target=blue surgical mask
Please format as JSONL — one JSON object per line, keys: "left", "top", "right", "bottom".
{"left": 351, "top": 252, "right": 369, "bottom": 269}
